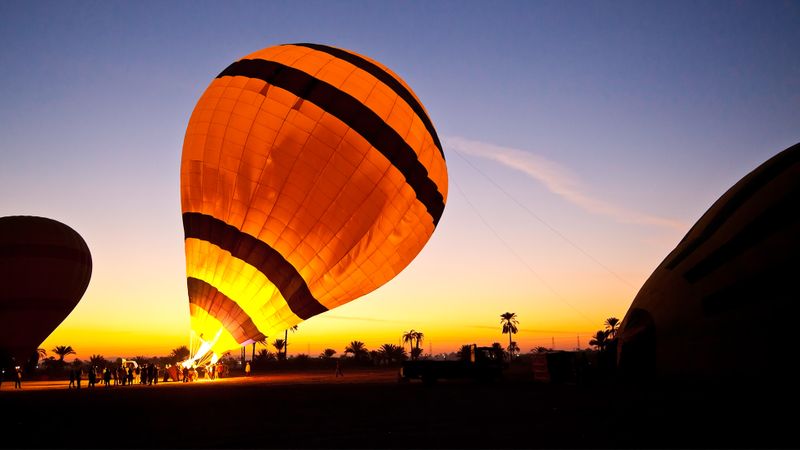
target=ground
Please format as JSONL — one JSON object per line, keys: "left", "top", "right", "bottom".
{"left": 1, "top": 367, "right": 796, "bottom": 448}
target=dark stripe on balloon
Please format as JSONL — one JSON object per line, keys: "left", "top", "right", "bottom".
{"left": 288, "top": 42, "right": 444, "bottom": 159}
{"left": 683, "top": 184, "right": 800, "bottom": 283}
{"left": 0, "top": 244, "right": 90, "bottom": 265}
{"left": 183, "top": 212, "right": 328, "bottom": 320}
{"left": 187, "top": 277, "right": 265, "bottom": 343}
{"left": 217, "top": 58, "right": 445, "bottom": 227}
{"left": 665, "top": 142, "right": 800, "bottom": 271}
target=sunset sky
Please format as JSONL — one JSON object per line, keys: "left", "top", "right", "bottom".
{"left": 1, "top": 1, "right": 798, "bottom": 360}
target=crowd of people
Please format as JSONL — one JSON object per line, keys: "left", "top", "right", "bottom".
{"left": 62, "top": 362, "right": 228, "bottom": 389}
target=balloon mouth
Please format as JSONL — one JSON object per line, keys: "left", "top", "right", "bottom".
{"left": 183, "top": 327, "right": 224, "bottom": 368}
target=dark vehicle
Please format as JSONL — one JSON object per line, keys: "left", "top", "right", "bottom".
{"left": 399, "top": 344, "right": 505, "bottom": 384}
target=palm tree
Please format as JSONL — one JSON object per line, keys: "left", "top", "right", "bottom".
{"left": 255, "top": 349, "right": 276, "bottom": 363}
{"left": 37, "top": 348, "right": 47, "bottom": 359}
{"left": 169, "top": 345, "right": 190, "bottom": 363}
{"left": 401, "top": 330, "right": 416, "bottom": 354}
{"left": 507, "top": 341, "right": 520, "bottom": 358}
{"left": 589, "top": 330, "right": 608, "bottom": 351}
{"left": 52, "top": 345, "right": 76, "bottom": 362}
{"left": 413, "top": 331, "right": 424, "bottom": 357}
{"left": 320, "top": 348, "right": 337, "bottom": 359}
{"left": 344, "top": 341, "right": 368, "bottom": 361}
{"left": 490, "top": 342, "right": 505, "bottom": 360}
{"left": 254, "top": 338, "right": 269, "bottom": 363}
{"left": 604, "top": 317, "right": 620, "bottom": 338}
{"left": 284, "top": 325, "right": 298, "bottom": 359}
{"left": 500, "top": 312, "right": 519, "bottom": 358}
{"left": 378, "top": 344, "right": 407, "bottom": 365}
{"left": 89, "top": 354, "right": 107, "bottom": 368}
{"left": 410, "top": 347, "right": 423, "bottom": 360}
{"left": 272, "top": 339, "right": 286, "bottom": 359}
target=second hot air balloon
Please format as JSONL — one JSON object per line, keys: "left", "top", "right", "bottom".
{"left": 0, "top": 216, "right": 92, "bottom": 371}
{"left": 181, "top": 43, "right": 448, "bottom": 361}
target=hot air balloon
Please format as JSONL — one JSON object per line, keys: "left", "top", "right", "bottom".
{"left": 181, "top": 43, "right": 447, "bottom": 361}
{"left": 0, "top": 216, "right": 92, "bottom": 370}
{"left": 617, "top": 142, "right": 800, "bottom": 382}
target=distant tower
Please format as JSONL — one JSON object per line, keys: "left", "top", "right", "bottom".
{"left": 552, "top": 337, "right": 555, "bottom": 349}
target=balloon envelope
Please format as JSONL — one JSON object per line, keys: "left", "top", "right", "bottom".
{"left": 0, "top": 216, "right": 92, "bottom": 367}
{"left": 617, "top": 142, "right": 800, "bottom": 382}
{"left": 181, "top": 43, "right": 447, "bottom": 358}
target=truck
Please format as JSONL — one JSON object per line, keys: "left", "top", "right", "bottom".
{"left": 398, "top": 344, "right": 505, "bottom": 384}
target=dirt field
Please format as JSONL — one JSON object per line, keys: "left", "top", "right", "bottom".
{"left": 1, "top": 367, "right": 796, "bottom": 448}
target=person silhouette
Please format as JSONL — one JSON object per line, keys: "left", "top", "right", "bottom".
{"left": 245, "top": 361, "right": 251, "bottom": 377}
{"left": 14, "top": 366, "right": 22, "bottom": 389}
{"left": 335, "top": 359, "right": 343, "bottom": 377}
{"left": 68, "top": 367, "right": 76, "bottom": 389}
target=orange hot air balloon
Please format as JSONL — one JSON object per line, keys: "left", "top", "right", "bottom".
{"left": 0, "top": 216, "right": 92, "bottom": 370}
{"left": 181, "top": 43, "right": 447, "bottom": 360}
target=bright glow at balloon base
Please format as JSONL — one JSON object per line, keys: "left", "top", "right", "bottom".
{"left": 184, "top": 327, "right": 223, "bottom": 369}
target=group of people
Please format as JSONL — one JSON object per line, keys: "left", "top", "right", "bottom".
{"left": 180, "top": 362, "right": 226, "bottom": 382}
{"left": 67, "top": 363, "right": 162, "bottom": 389}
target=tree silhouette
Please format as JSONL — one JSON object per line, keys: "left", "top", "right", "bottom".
{"left": 272, "top": 339, "right": 286, "bottom": 359}
{"left": 52, "top": 345, "right": 75, "bottom": 362}
{"left": 170, "top": 345, "right": 190, "bottom": 363}
{"left": 320, "top": 348, "right": 337, "bottom": 359}
{"left": 344, "top": 341, "right": 368, "bottom": 362}
{"left": 413, "top": 331, "right": 424, "bottom": 356}
{"left": 402, "top": 330, "right": 416, "bottom": 355}
{"left": 89, "top": 354, "right": 107, "bottom": 368}
{"left": 604, "top": 317, "right": 620, "bottom": 338}
{"left": 378, "top": 344, "right": 406, "bottom": 365}
{"left": 500, "top": 312, "right": 519, "bottom": 358}
{"left": 490, "top": 342, "right": 505, "bottom": 360}
{"left": 283, "top": 325, "right": 298, "bottom": 359}
{"left": 589, "top": 330, "right": 608, "bottom": 351}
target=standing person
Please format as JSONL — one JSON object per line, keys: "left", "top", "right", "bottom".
{"left": 88, "top": 367, "right": 96, "bottom": 388}
{"left": 335, "top": 359, "right": 343, "bottom": 377}
{"left": 75, "top": 366, "right": 82, "bottom": 389}
{"left": 14, "top": 367, "right": 22, "bottom": 389}
{"left": 68, "top": 367, "right": 76, "bottom": 389}
{"left": 245, "top": 361, "right": 251, "bottom": 377}
{"left": 103, "top": 367, "right": 111, "bottom": 387}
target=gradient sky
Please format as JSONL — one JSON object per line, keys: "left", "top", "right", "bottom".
{"left": 1, "top": 0, "right": 798, "bottom": 360}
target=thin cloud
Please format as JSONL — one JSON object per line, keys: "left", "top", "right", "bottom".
{"left": 446, "top": 136, "right": 686, "bottom": 230}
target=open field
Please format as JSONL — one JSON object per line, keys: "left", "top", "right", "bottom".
{"left": 2, "top": 367, "right": 797, "bottom": 449}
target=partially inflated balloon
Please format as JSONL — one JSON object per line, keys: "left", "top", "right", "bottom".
{"left": 0, "top": 216, "right": 92, "bottom": 368}
{"left": 617, "top": 142, "right": 800, "bottom": 382}
{"left": 181, "top": 43, "right": 447, "bottom": 358}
